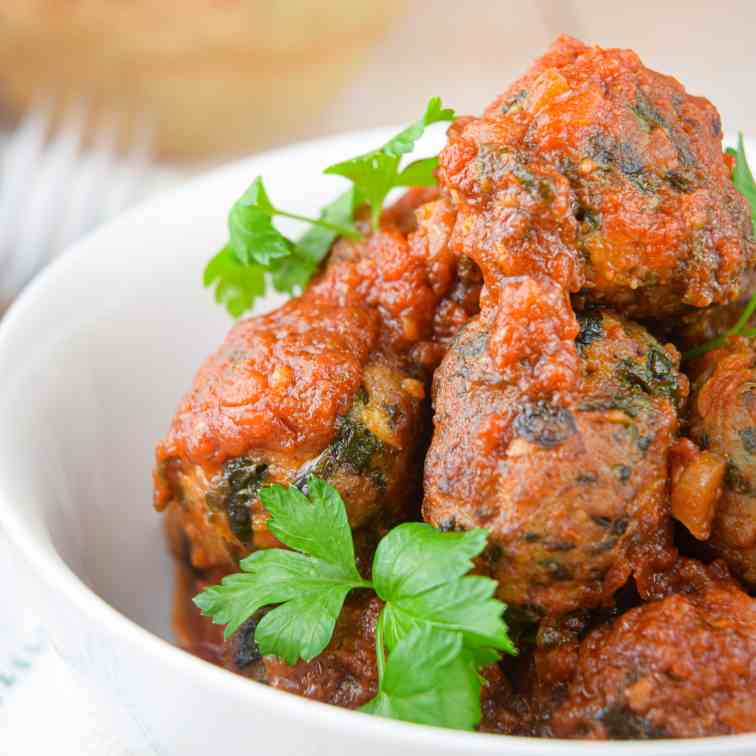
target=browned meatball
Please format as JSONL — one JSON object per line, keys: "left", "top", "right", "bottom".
{"left": 308, "top": 192, "right": 482, "bottom": 371}
{"left": 154, "top": 191, "right": 482, "bottom": 572}
{"left": 481, "top": 558, "right": 739, "bottom": 738}
{"left": 226, "top": 593, "right": 381, "bottom": 709}
{"left": 682, "top": 337, "right": 756, "bottom": 585}
{"left": 436, "top": 35, "right": 754, "bottom": 394}
{"left": 552, "top": 583, "right": 756, "bottom": 738}
{"left": 659, "top": 268, "right": 755, "bottom": 363}
{"left": 480, "top": 633, "right": 583, "bottom": 737}
{"left": 439, "top": 35, "right": 754, "bottom": 318}
{"left": 155, "top": 298, "right": 428, "bottom": 571}
{"left": 673, "top": 297, "right": 753, "bottom": 355}
{"left": 423, "top": 308, "right": 686, "bottom": 618}
{"left": 169, "top": 554, "right": 380, "bottom": 708}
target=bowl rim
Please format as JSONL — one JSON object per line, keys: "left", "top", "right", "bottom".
{"left": 0, "top": 126, "right": 755, "bottom": 755}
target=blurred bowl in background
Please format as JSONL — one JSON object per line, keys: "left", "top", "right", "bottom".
{"left": 0, "top": 1, "right": 403, "bottom": 159}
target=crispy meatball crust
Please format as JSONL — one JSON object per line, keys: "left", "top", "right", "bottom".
{"left": 423, "top": 308, "right": 686, "bottom": 618}
{"left": 552, "top": 584, "right": 756, "bottom": 739}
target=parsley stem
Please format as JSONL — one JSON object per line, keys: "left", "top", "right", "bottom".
{"left": 370, "top": 207, "right": 382, "bottom": 233}
{"left": 272, "top": 208, "right": 363, "bottom": 241}
{"left": 374, "top": 610, "right": 386, "bottom": 683}
{"left": 684, "top": 334, "right": 728, "bottom": 360}
{"left": 730, "top": 291, "right": 756, "bottom": 335}
{"left": 684, "top": 291, "right": 756, "bottom": 359}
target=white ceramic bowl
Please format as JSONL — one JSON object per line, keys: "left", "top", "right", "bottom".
{"left": 0, "top": 129, "right": 754, "bottom": 756}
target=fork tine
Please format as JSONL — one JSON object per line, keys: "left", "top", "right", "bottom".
{"left": 0, "top": 102, "right": 51, "bottom": 273}
{"left": 55, "top": 110, "right": 118, "bottom": 253}
{"left": 102, "top": 113, "right": 154, "bottom": 221}
{"left": 1, "top": 101, "right": 85, "bottom": 297}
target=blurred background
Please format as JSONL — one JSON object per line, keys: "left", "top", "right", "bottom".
{"left": 0, "top": 0, "right": 754, "bottom": 306}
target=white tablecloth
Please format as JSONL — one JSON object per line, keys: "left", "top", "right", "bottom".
{"left": 0, "top": 527, "right": 159, "bottom": 754}
{"left": 0, "top": 532, "right": 159, "bottom": 756}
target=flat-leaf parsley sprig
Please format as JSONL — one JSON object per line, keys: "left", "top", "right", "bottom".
{"left": 194, "top": 476, "right": 514, "bottom": 731}
{"left": 324, "top": 96, "right": 455, "bottom": 229}
{"left": 685, "top": 134, "right": 756, "bottom": 359}
{"left": 204, "top": 98, "right": 455, "bottom": 317}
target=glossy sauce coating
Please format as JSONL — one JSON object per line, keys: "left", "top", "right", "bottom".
{"left": 308, "top": 191, "right": 478, "bottom": 367}
{"left": 156, "top": 300, "right": 379, "bottom": 478}
{"left": 438, "top": 35, "right": 754, "bottom": 393}
{"left": 552, "top": 584, "right": 756, "bottom": 738}
{"left": 154, "top": 190, "right": 481, "bottom": 571}
{"left": 423, "top": 309, "right": 686, "bottom": 617}
{"left": 157, "top": 35, "right": 756, "bottom": 740}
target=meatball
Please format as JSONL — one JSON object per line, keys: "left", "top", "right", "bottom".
{"left": 440, "top": 35, "right": 753, "bottom": 316}
{"left": 155, "top": 191, "right": 482, "bottom": 571}
{"left": 308, "top": 192, "right": 481, "bottom": 370}
{"left": 663, "top": 269, "right": 755, "bottom": 359}
{"left": 683, "top": 337, "right": 756, "bottom": 585}
{"left": 226, "top": 594, "right": 381, "bottom": 709}
{"left": 481, "top": 558, "right": 738, "bottom": 738}
{"left": 437, "top": 35, "right": 754, "bottom": 391}
{"left": 170, "top": 554, "right": 380, "bottom": 708}
{"left": 480, "top": 632, "right": 582, "bottom": 737}
{"left": 552, "top": 583, "right": 756, "bottom": 738}
{"left": 673, "top": 296, "right": 753, "bottom": 355}
{"left": 155, "top": 298, "right": 428, "bottom": 571}
{"left": 423, "top": 308, "right": 686, "bottom": 618}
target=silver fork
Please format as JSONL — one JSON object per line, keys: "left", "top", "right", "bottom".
{"left": 0, "top": 101, "right": 153, "bottom": 304}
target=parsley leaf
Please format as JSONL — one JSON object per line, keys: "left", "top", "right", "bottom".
{"left": 380, "top": 575, "right": 514, "bottom": 657}
{"left": 193, "top": 476, "right": 369, "bottom": 661}
{"left": 324, "top": 97, "right": 455, "bottom": 229}
{"left": 360, "top": 625, "right": 481, "bottom": 731}
{"left": 228, "top": 178, "right": 293, "bottom": 265}
{"left": 382, "top": 97, "right": 456, "bottom": 157}
{"left": 259, "top": 478, "right": 360, "bottom": 576}
{"left": 727, "top": 133, "right": 756, "bottom": 236}
{"left": 269, "top": 188, "right": 362, "bottom": 296}
{"left": 373, "top": 523, "right": 515, "bottom": 658}
{"left": 203, "top": 246, "right": 266, "bottom": 318}
{"left": 205, "top": 179, "right": 361, "bottom": 316}
{"left": 293, "top": 189, "right": 362, "bottom": 265}
{"left": 372, "top": 523, "right": 488, "bottom": 598}
{"left": 231, "top": 176, "right": 360, "bottom": 264}
{"left": 193, "top": 478, "right": 515, "bottom": 731}
{"left": 395, "top": 157, "right": 440, "bottom": 187}
{"left": 206, "top": 98, "right": 455, "bottom": 316}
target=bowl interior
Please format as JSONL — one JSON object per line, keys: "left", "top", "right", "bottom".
{"left": 0, "top": 199, "right": 228, "bottom": 641}
{"left": 0, "top": 130, "right": 754, "bottom": 756}
{"left": 0, "top": 126, "right": 399, "bottom": 638}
